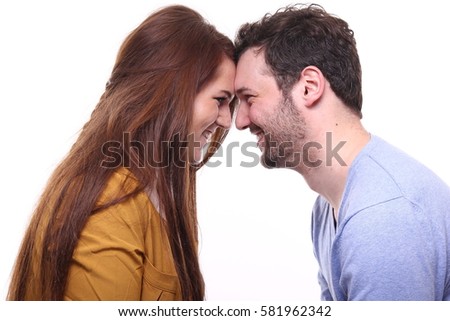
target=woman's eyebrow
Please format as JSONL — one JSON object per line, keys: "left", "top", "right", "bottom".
{"left": 219, "top": 90, "right": 234, "bottom": 99}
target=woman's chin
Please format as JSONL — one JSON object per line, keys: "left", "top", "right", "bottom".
{"left": 191, "top": 147, "right": 203, "bottom": 164}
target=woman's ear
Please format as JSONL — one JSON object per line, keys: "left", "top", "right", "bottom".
{"left": 297, "top": 66, "right": 325, "bottom": 108}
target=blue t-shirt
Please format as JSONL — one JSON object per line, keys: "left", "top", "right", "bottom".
{"left": 311, "top": 135, "right": 450, "bottom": 300}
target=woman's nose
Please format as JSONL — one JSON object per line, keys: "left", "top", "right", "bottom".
{"left": 235, "top": 103, "right": 250, "bottom": 130}
{"left": 216, "top": 105, "right": 232, "bottom": 129}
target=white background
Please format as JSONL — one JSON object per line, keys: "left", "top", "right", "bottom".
{"left": 0, "top": 0, "right": 449, "bottom": 301}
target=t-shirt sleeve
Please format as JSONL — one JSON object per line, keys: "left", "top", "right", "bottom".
{"left": 333, "top": 198, "right": 437, "bottom": 300}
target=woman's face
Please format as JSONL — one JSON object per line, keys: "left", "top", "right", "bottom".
{"left": 191, "top": 57, "right": 235, "bottom": 163}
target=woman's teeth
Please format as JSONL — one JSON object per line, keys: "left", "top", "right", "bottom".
{"left": 203, "top": 130, "right": 212, "bottom": 140}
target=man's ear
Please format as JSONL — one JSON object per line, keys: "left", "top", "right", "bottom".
{"left": 297, "top": 66, "right": 325, "bottom": 108}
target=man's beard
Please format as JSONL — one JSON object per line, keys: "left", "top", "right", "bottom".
{"left": 260, "top": 95, "right": 307, "bottom": 169}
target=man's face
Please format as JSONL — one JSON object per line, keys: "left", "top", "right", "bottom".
{"left": 235, "top": 48, "right": 308, "bottom": 169}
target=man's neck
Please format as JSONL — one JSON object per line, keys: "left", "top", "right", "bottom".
{"left": 299, "top": 122, "right": 370, "bottom": 217}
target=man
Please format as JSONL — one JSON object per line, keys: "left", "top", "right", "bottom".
{"left": 234, "top": 4, "right": 450, "bottom": 300}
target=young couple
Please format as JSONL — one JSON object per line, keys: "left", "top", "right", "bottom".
{"left": 8, "top": 4, "right": 450, "bottom": 301}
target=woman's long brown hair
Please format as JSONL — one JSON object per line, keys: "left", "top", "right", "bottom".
{"left": 7, "top": 5, "right": 235, "bottom": 301}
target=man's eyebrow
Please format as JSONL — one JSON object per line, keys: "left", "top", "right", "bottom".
{"left": 236, "top": 87, "right": 252, "bottom": 95}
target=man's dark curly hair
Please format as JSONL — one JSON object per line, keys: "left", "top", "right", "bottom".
{"left": 235, "top": 3, "right": 363, "bottom": 118}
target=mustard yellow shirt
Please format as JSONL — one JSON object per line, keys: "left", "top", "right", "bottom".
{"left": 64, "top": 169, "right": 181, "bottom": 300}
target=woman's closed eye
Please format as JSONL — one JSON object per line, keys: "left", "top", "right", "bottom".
{"left": 214, "top": 96, "right": 229, "bottom": 106}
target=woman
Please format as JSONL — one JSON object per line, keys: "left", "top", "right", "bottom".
{"left": 7, "top": 5, "right": 235, "bottom": 301}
